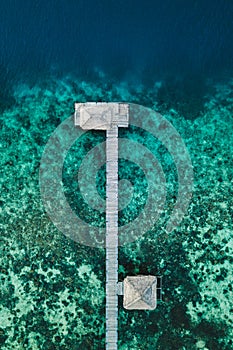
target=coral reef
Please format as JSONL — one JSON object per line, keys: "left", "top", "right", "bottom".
{"left": 0, "top": 75, "right": 232, "bottom": 349}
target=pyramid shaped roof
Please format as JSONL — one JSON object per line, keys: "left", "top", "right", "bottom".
{"left": 123, "top": 275, "right": 157, "bottom": 310}
{"left": 74, "top": 102, "right": 129, "bottom": 130}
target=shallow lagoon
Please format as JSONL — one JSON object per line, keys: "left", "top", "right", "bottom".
{"left": 0, "top": 74, "right": 232, "bottom": 349}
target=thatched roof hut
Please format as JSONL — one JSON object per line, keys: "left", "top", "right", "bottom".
{"left": 74, "top": 102, "right": 129, "bottom": 130}
{"left": 123, "top": 275, "right": 157, "bottom": 310}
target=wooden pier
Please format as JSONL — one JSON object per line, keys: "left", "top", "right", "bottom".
{"left": 74, "top": 103, "right": 159, "bottom": 350}
{"left": 74, "top": 102, "right": 129, "bottom": 349}
{"left": 106, "top": 126, "right": 119, "bottom": 349}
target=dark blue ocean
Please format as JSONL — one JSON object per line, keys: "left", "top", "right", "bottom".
{"left": 1, "top": 0, "right": 233, "bottom": 84}
{"left": 0, "top": 1, "right": 233, "bottom": 349}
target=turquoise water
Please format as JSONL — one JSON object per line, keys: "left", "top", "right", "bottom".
{"left": 0, "top": 75, "right": 233, "bottom": 349}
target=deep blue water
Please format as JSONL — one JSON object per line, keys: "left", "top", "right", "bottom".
{"left": 0, "top": 0, "right": 233, "bottom": 84}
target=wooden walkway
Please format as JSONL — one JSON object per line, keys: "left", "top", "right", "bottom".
{"left": 74, "top": 102, "right": 129, "bottom": 350}
{"left": 106, "top": 126, "right": 119, "bottom": 350}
